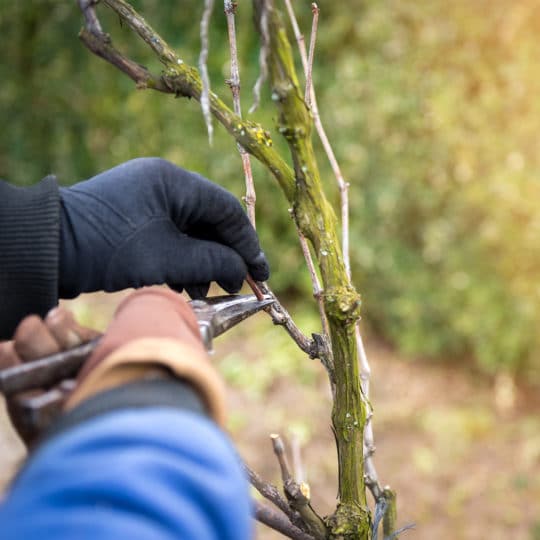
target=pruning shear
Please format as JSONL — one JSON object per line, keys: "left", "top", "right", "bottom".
{"left": 0, "top": 294, "right": 273, "bottom": 437}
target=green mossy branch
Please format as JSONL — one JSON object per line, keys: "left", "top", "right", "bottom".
{"left": 254, "top": 0, "right": 369, "bottom": 535}
{"left": 83, "top": 0, "right": 297, "bottom": 201}
{"left": 82, "top": 0, "right": 371, "bottom": 536}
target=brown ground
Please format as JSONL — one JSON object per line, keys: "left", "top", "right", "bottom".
{"left": 1, "top": 291, "right": 539, "bottom": 539}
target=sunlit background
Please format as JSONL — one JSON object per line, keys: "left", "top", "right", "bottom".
{"left": 1, "top": 1, "right": 539, "bottom": 538}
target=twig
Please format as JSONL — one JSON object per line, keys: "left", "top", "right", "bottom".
{"left": 271, "top": 434, "right": 328, "bottom": 540}
{"left": 253, "top": 500, "right": 315, "bottom": 540}
{"left": 78, "top": 0, "right": 103, "bottom": 36}
{"left": 271, "top": 433, "right": 292, "bottom": 483}
{"left": 245, "top": 274, "right": 265, "bottom": 301}
{"left": 357, "top": 326, "right": 383, "bottom": 500}
{"left": 258, "top": 282, "right": 327, "bottom": 361}
{"left": 199, "top": 0, "right": 215, "bottom": 144}
{"left": 79, "top": 28, "right": 170, "bottom": 92}
{"left": 245, "top": 275, "right": 328, "bottom": 368}
{"left": 298, "top": 231, "right": 330, "bottom": 340}
{"left": 304, "top": 3, "right": 319, "bottom": 106}
{"left": 224, "top": 0, "right": 256, "bottom": 225}
{"left": 249, "top": 0, "right": 269, "bottom": 114}
{"left": 246, "top": 465, "right": 297, "bottom": 521}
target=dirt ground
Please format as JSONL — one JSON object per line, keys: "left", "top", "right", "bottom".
{"left": 1, "top": 291, "right": 539, "bottom": 539}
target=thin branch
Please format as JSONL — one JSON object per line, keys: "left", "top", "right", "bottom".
{"left": 357, "top": 325, "right": 385, "bottom": 502}
{"left": 78, "top": 0, "right": 103, "bottom": 36}
{"left": 271, "top": 434, "right": 327, "bottom": 540}
{"left": 258, "top": 282, "right": 326, "bottom": 360}
{"left": 253, "top": 500, "right": 315, "bottom": 540}
{"left": 199, "top": 0, "right": 215, "bottom": 143}
{"left": 224, "top": 0, "right": 256, "bottom": 226}
{"left": 88, "top": 0, "right": 296, "bottom": 200}
{"left": 249, "top": 0, "right": 269, "bottom": 113}
{"left": 246, "top": 465, "right": 297, "bottom": 520}
{"left": 271, "top": 433, "right": 292, "bottom": 483}
{"left": 299, "top": 232, "right": 330, "bottom": 334}
{"left": 304, "top": 3, "right": 319, "bottom": 106}
{"left": 79, "top": 29, "right": 170, "bottom": 92}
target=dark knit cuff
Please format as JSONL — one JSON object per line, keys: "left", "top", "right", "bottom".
{"left": 0, "top": 176, "right": 60, "bottom": 339}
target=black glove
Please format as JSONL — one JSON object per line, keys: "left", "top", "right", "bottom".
{"left": 59, "top": 158, "right": 269, "bottom": 299}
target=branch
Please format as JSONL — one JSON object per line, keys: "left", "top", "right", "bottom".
{"left": 249, "top": 0, "right": 269, "bottom": 113}
{"left": 224, "top": 0, "right": 256, "bottom": 225}
{"left": 254, "top": 0, "right": 369, "bottom": 531}
{"left": 271, "top": 434, "right": 328, "bottom": 540}
{"left": 80, "top": 0, "right": 296, "bottom": 200}
{"left": 258, "top": 282, "right": 328, "bottom": 362}
{"left": 284, "top": 0, "right": 389, "bottom": 514}
{"left": 79, "top": 28, "right": 170, "bottom": 92}
{"left": 253, "top": 500, "right": 315, "bottom": 540}
{"left": 78, "top": 0, "right": 103, "bottom": 36}
{"left": 283, "top": 0, "right": 350, "bottom": 277}
{"left": 246, "top": 465, "right": 298, "bottom": 521}
{"left": 304, "top": 3, "right": 319, "bottom": 106}
{"left": 199, "top": 0, "right": 215, "bottom": 143}
{"left": 298, "top": 231, "right": 331, "bottom": 355}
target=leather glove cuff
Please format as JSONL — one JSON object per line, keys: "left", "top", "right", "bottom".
{"left": 66, "top": 288, "right": 226, "bottom": 426}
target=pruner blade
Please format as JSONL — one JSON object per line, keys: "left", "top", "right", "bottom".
{"left": 191, "top": 294, "right": 274, "bottom": 352}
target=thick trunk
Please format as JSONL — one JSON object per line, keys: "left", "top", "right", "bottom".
{"left": 255, "top": 2, "right": 371, "bottom": 536}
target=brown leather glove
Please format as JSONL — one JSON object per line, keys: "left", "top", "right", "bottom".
{"left": 1, "top": 287, "right": 226, "bottom": 445}
{"left": 66, "top": 287, "right": 226, "bottom": 425}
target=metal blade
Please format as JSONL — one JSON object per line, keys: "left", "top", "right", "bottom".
{"left": 190, "top": 294, "right": 274, "bottom": 350}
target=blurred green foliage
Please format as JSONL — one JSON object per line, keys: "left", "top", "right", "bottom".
{"left": 1, "top": 0, "right": 540, "bottom": 381}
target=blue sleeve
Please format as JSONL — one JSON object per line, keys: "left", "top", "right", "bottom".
{"left": 0, "top": 408, "right": 253, "bottom": 540}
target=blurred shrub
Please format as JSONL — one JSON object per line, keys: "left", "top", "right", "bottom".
{"left": 1, "top": 0, "right": 540, "bottom": 381}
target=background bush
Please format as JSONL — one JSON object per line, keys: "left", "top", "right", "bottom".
{"left": 1, "top": 0, "right": 539, "bottom": 382}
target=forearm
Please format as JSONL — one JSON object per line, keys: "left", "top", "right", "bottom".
{"left": 0, "top": 386, "right": 252, "bottom": 540}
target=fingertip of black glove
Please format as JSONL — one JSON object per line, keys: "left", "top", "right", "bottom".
{"left": 185, "top": 283, "right": 211, "bottom": 300}
{"left": 216, "top": 275, "right": 244, "bottom": 295}
{"left": 247, "top": 250, "right": 270, "bottom": 282}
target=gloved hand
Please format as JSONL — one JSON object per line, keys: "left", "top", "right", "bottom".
{"left": 59, "top": 158, "right": 269, "bottom": 299}
{"left": 66, "top": 287, "right": 226, "bottom": 424}
{"left": 0, "top": 287, "right": 226, "bottom": 445}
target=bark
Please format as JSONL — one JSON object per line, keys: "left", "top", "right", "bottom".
{"left": 253, "top": 2, "right": 370, "bottom": 535}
